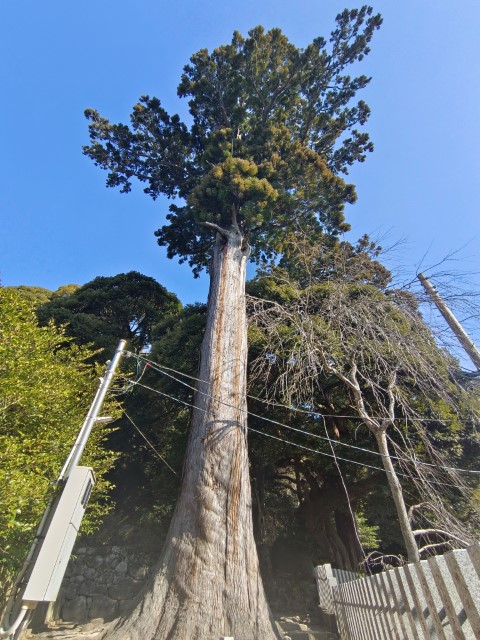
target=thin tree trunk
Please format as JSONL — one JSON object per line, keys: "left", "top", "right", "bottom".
{"left": 103, "top": 228, "right": 279, "bottom": 639}
{"left": 374, "top": 429, "right": 419, "bottom": 563}
{"left": 335, "top": 364, "right": 420, "bottom": 564}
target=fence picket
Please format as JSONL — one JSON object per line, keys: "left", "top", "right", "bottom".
{"left": 360, "top": 575, "right": 385, "bottom": 639}
{"left": 374, "top": 571, "right": 401, "bottom": 640}
{"left": 316, "top": 543, "right": 480, "bottom": 640}
{"left": 443, "top": 551, "right": 480, "bottom": 639}
{"left": 466, "top": 543, "right": 480, "bottom": 580}
{"left": 384, "top": 568, "right": 410, "bottom": 639}
{"left": 366, "top": 573, "right": 390, "bottom": 639}
{"left": 426, "top": 555, "right": 465, "bottom": 640}
{"left": 395, "top": 565, "right": 422, "bottom": 639}
{"left": 338, "top": 581, "right": 357, "bottom": 640}
{"left": 316, "top": 544, "right": 480, "bottom": 639}
{"left": 414, "top": 560, "right": 448, "bottom": 640}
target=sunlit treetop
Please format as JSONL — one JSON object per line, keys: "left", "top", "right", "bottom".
{"left": 37, "top": 271, "right": 181, "bottom": 356}
{"left": 84, "top": 7, "right": 382, "bottom": 276}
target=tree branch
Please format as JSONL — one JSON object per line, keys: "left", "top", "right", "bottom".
{"left": 200, "top": 221, "right": 230, "bottom": 240}
{"left": 419, "top": 541, "right": 455, "bottom": 556}
{"left": 413, "top": 528, "right": 470, "bottom": 547}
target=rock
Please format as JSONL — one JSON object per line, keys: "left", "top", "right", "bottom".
{"left": 60, "top": 581, "right": 78, "bottom": 600}
{"left": 109, "top": 577, "right": 143, "bottom": 600}
{"left": 84, "top": 567, "right": 96, "bottom": 581}
{"left": 81, "top": 618, "right": 105, "bottom": 632}
{"left": 282, "top": 621, "right": 308, "bottom": 631}
{"left": 129, "top": 564, "right": 149, "bottom": 581}
{"left": 114, "top": 560, "right": 128, "bottom": 575}
{"left": 87, "top": 581, "right": 110, "bottom": 597}
{"left": 89, "top": 595, "right": 117, "bottom": 621}
{"left": 61, "top": 596, "right": 88, "bottom": 623}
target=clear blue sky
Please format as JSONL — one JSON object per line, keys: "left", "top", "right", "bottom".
{"left": 1, "top": 0, "right": 480, "bottom": 308}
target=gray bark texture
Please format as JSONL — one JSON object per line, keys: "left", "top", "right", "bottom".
{"left": 418, "top": 272, "right": 480, "bottom": 370}
{"left": 102, "top": 228, "right": 280, "bottom": 639}
{"left": 375, "top": 430, "right": 420, "bottom": 563}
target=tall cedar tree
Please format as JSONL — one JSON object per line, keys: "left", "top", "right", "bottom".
{"left": 84, "top": 10, "right": 381, "bottom": 640}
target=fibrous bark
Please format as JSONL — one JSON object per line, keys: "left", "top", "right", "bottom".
{"left": 296, "top": 470, "right": 364, "bottom": 572}
{"left": 103, "top": 228, "right": 279, "bottom": 640}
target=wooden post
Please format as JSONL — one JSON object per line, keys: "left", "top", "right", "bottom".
{"left": 418, "top": 272, "right": 480, "bottom": 370}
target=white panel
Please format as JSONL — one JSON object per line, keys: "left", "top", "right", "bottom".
{"left": 23, "top": 467, "right": 95, "bottom": 603}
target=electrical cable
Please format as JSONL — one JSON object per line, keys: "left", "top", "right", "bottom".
{"left": 133, "top": 353, "right": 480, "bottom": 476}
{"left": 126, "top": 353, "right": 480, "bottom": 477}
{"left": 0, "top": 606, "right": 30, "bottom": 640}
{"left": 139, "top": 359, "right": 400, "bottom": 459}
{"left": 110, "top": 361, "right": 149, "bottom": 395}
{"left": 128, "top": 379, "right": 469, "bottom": 489}
{"left": 122, "top": 409, "right": 178, "bottom": 477}
{"left": 128, "top": 351, "right": 476, "bottom": 423}
{"left": 129, "top": 379, "right": 395, "bottom": 474}
{"left": 318, "top": 408, "right": 370, "bottom": 567}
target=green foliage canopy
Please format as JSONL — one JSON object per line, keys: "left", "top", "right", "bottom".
{"left": 248, "top": 241, "right": 480, "bottom": 551}
{"left": 0, "top": 288, "right": 119, "bottom": 574}
{"left": 37, "top": 271, "right": 181, "bottom": 356}
{"left": 84, "top": 9, "right": 382, "bottom": 275}
{"left": 4, "top": 284, "right": 81, "bottom": 307}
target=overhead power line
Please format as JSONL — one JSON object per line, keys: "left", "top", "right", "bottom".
{"left": 122, "top": 408, "right": 178, "bottom": 477}
{"left": 125, "top": 353, "right": 480, "bottom": 477}
{"left": 126, "top": 378, "right": 474, "bottom": 489}
{"left": 128, "top": 352, "right": 472, "bottom": 424}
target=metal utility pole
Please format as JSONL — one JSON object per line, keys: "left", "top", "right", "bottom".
{"left": 418, "top": 273, "right": 480, "bottom": 370}
{"left": 59, "top": 339, "right": 127, "bottom": 480}
{"left": 0, "top": 340, "right": 126, "bottom": 640}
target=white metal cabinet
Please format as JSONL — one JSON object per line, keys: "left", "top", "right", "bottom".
{"left": 23, "top": 466, "right": 95, "bottom": 603}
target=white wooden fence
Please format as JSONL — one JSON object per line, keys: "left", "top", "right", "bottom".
{"left": 315, "top": 543, "right": 480, "bottom": 639}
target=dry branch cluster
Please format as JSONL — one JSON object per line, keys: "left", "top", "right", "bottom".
{"left": 247, "top": 263, "right": 480, "bottom": 558}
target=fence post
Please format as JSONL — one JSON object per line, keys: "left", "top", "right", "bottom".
{"left": 315, "top": 564, "right": 348, "bottom": 638}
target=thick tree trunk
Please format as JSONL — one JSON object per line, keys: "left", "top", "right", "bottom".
{"left": 104, "top": 228, "right": 279, "bottom": 639}
{"left": 334, "top": 510, "right": 364, "bottom": 570}
{"left": 375, "top": 429, "right": 419, "bottom": 563}
{"left": 299, "top": 493, "right": 360, "bottom": 572}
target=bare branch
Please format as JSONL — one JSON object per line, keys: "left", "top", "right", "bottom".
{"left": 200, "top": 221, "right": 230, "bottom": 240}
{"left": 419, "top": 541, "right": 455, "bottom": 556}
{"left": 413, "top": 529, "right": 470, "bottom": 547}
{"left": 247, "top": 241, "right": 480, "bottom": 555}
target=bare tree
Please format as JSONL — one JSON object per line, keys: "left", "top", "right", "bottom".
{"left": 248, "top": 241, "right": 480, "bottom": 563}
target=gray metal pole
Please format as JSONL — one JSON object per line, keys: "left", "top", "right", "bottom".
{"left": 418, "top": 273, "right": 480, "bottom": 370}
{"left": 59, "top": 339, "right": 126, "bottom": 480}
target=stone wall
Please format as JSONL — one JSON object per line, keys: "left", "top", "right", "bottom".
{"left": 56, "top": 536, "right": 318, "bottom": 625}
{"left": 56, "top": 544, "right": 154, "bottom": 623}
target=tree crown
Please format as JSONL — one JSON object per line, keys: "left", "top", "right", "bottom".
{"left": 84, "top": 8, "right": 381, "bottom": 275}
{"left": 37, "top": 271, "right": 181, "bottom": 355}
{"left": 0, "top": 288, "right": 119, "bottom": 575}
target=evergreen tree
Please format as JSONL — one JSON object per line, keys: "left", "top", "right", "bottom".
{"left": 249, "top": 238, "right": 480, "bottom": 563}
{"left": 83, "top": 10, "right": 381, "bottom": 638}
{"left": 37, "top": 272, "right": 180, "bottom": 357}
